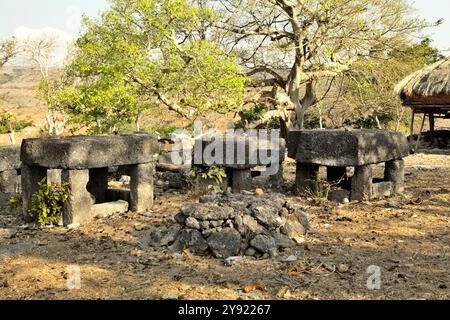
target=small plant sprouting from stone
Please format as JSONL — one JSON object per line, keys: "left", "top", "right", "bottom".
{"left": 28, "top": 179, "right": 69, "bottom": 226}
{"left": 7, "top": 194, "right": 22, "bottom": 211}
{"left": 187, "top": 166, "right": 227, "bottom": 193}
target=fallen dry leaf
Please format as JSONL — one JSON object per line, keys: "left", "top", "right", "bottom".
{"left": 243, "top": 283, "right": 267, "bottom": 293}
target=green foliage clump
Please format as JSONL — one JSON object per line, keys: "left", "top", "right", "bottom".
{"left": 28, "top": 179, "right": 69, "bottom": 226}
{"left": 187, "top": 166, "right": 227, "bottom": 193}
{"left": 235, "top": 104, "right": 280, "bottom": 130}
{"left": 7, "top": 194, "right": 22, "bottom": 211}
{"left": 0, "top": 110, "right": 33, "bottom": 134}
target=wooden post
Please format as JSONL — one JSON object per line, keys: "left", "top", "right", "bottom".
{"left": 415, "top": 113, "right": 427, "bottom": 151}
{"left": 429, "top": 113, "right": 435, "bottom": 136}
{"left": 409, "top": 110, "right": 415, "bottom": 142}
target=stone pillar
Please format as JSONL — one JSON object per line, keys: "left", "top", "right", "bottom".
{"left": 62, "top": 169, "right": 95, "bottom": 226}
{"left": 351, "top": 165, "right": 373, "bottom": 201}
{"left": 385, "top": 160, "right": 405, "bottom": 194}
{"left": 0, "top": 170, "right": 18, "bottom": 193}
{"left": 130, "top": 163, "right": 154, "bottom": 212}
{"left": 295, "top": 163, "right": 319, "bottom": 195}
{"left": 87, "top": 167, "right": 109, "bottom": 203}
{"left": 21, "top": 165, "right": 47, "bottom": 221}
{"left": 268, "top": 163, "right": 284, "bottom": 189}
{"left": 327, "top": 167, "right": 347, "bottom": 184}
{"left": 231, "top": 169, "right": 252, "bottom": 193}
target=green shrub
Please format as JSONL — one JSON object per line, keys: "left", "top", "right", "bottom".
{"left": 28, "top": 179, "right": 69, "bottom": 225}
{"left": 187, "top": 166, "right": 227, "bottom": 193}
{"left": 7, "top": 194, "right": 22, "bottom": 211}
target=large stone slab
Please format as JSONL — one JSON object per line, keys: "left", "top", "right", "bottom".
{"left": 194, "top": 134, "right": 286, "bottom": 169}
{"left": 21, "top": 134, "right": 160, "bottom": 169}
{"left": 0, "top": 145, "right": 21, "bottom": 172}
{"left": 288, "top": 130, "right": 409, "bottom": 166}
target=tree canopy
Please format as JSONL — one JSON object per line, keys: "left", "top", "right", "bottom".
{"left": 213, "top": 0, "right": 435, "bottom": 129}
{"left": 49, "top": 0, "right": 246, "bottom": 133}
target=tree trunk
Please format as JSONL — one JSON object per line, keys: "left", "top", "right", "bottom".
{"left": 135, "top": 110, "right": 142, "bottom": 132}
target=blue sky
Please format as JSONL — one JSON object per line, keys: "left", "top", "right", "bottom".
{"left": 0, "top": 0, "right": 449, "bottom": 53}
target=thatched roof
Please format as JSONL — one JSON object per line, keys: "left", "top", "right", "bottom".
{"left": 395, "top": 57, "right": 450, "bottom": 106}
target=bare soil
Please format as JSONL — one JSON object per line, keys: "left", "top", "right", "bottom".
{"left": 0, "top": 152, "right": 449, "bottom": 300}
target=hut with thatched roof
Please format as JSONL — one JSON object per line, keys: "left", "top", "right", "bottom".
{"left": 395, "top": 57, "right": 450, "bottom": 142}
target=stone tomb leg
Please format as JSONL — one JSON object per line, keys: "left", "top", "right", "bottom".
{"left": 295, "top": 163, "right": 319, "bottom": 195}
{"left": 21, "top": 165, "right": 47, "bottom": 221}
{"left": 384, "top": 159, "right": 405, "bottom": 194}
{"left": 351, "top": 165, "right": 373, "bottom": 201}
{"left": 130, "top": 163, "right": 154, "bottom": 212}
{"left": 62, "top": 169, "right": 95, "bottom": 226}
{"left": 231, "top": 168, "right": 252, "bottom": 193}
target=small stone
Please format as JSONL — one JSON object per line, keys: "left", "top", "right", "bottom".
{"left": 251, "top": 204, "right": 284, "bottom": 229}
{"left": 224, "top": 256, "right": 243, "bottom": 266}
{"left": 174, "top": 212, "right": 187, "bottom": 225}
{"left": 134, "top": 224, "right": 146, "bottom": 231}
{"left": 0, "top": 228, "right": 17, "bottom": 239}
{"left": 162, "top": 294, "right": 179, "bottom": 300}
{"left": 283, "top": 216, "right": 307, "bottom": 244}
{"left": 255, "top": 188, "right": 264, "bottom": 196}
{"left": 185, "top": 217, "right": 201, "bottom": 230}
{"left": 67, "top": 223, "right": 80, "bottom": 230}
{"left": 151, "top": 225, "right": 181, "bottom": 246}
{"left": 207, "top": 228, "right": 242, "bottom": 258}
{"left": 173, "top": 229, "right": 208, "bottom": 254}
{"left": 338, "top": 264, "right": 349, "bottom": 273}
{"left": 283, "top": 255, "right": 298, "bottom": 262}
{"left": 245, "top": 247, "right": 257, "bottom": 256}
{"left": 250, "top": 235, "right": 277, "bottom": 254}
{"left": 210, "top": 220, "right": 223, "bottom": 228}
{"left": 199, "top": 220, "right": 210, "bottom": 230}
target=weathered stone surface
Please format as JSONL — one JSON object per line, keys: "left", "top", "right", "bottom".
{"left": 0, "top": 228, "right": 17, "bottom": 239}
{"left": 174, "top": 229, "right": 208, "bottom": 254}
{"left": 21, "top": 134, "right": 160, "bottom": 169}
{"left": 47, "top": 169, "right": 62, "bottom": 185}
{"left": 288, "top": 130, "right": 409, "bottom": 166}
{"left": 385, "top": 160, "right": 405, "bottom": 194}
{"left": 250, "top": 203, "right": 284, "bottom": 229}
{"left": 106, "top": 189, "right": 131, "bottom": 203}
{"left": 295, "top": 163, "right": 319, "bottom": 194}
{"left": 130, "top": 163, "right": 154, "bottom": 212}
{"left": 194, "top": 134, "right": 286, "bottom": 169}
{"left": 21, "top": 165, "right": 47, "bottom": 221}
{"left": 0, "top": 170, "right": 19, "bottom": 193}
{"left": 150, "top": 225, "right": 181, "bottom": 247}
{"left": 250, "top": 235, "right": 277, "bottom": 254}
{"left": 283, "top": 216, "right": 306, "bottom": 244}
{"left": 93, "top": 200, "right": 129, "bottom": 218}
{"left": 371, "top": 182, "right": 394, "bottom": 199}
{"left": 62, "top": 169, "right": 96, "bottom": 226}
{"left": 181, "top": 203, "right": 235, "bottom": 220}
{"left": 207, "top": 228, "right": 241, "bottom": 258}
{"left": 0, "top": 145, "right": 21, "bottom": 172}
{"left": 185, "top": 217, "right": 201, "bottom": 230}
{"left": 151, "top": 225, "right": 182, "bottom": 247}
{"left": 328, "top": 189, "right": 351, "bottom": 203}
{"left": 273, "top": 233, "right": 296, "bottom": 249}
{"left": 242, "top": 215, "right": 266, "bottom": 235}
{"left": 351, "top": 165, "right": 373, "bottom": 201}
{"left": 231, "top": 169, "right": 252, "bottom": 193}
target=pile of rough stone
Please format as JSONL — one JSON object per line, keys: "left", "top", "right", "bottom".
{"left": 150, "top": 193, "right": 310, "bottom": 259}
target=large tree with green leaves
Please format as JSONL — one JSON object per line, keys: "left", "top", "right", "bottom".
{"left": 49, "top": 0, "right": 246, "bottom": 133}
{"left": 212, "top": 0, "right": 436, "bottom": 131}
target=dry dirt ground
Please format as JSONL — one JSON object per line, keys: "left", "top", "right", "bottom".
{"left": 0, "top": 152, "right": 449, "bottom": 300}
